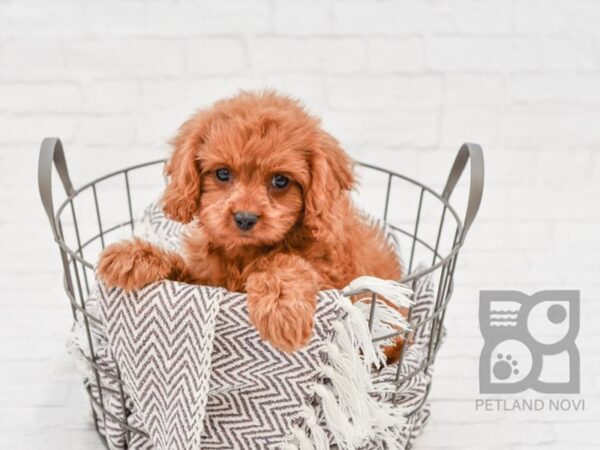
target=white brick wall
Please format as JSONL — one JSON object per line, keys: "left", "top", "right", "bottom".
{"left": 1, "top": 1, "right": 599, "bottom": 449}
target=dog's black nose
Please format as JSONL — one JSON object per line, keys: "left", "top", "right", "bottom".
{"left": 233, "top": 211, "right": 258, "bottom": 231}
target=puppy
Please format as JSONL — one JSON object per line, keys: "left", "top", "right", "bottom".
{"left": 98, "top": 91, "right": 403, "bottom": 356}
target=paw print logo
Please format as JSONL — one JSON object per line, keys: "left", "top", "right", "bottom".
{"left": 494, "top": 354, "right": 519, "bottom": 380}
{"left": 479, "top": 290, "right": 580, "bottom": 394}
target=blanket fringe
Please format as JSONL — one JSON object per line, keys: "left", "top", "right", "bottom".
{"left": 67, "top": 311, "right": 98, "bottom": 381}
{"left": 351, "top": 301, "right": 410, "bottom": 347}
{"left": 289, "top": 425, "right": 314, "bottom": 450}
{"left": 342, "top": 277, "right": 413, "bottom": 354}
{"left": 291, "top": 284, "right": 411, "bottom": 450}
{"left": 299, "top": 405, "right": 330, "bottom": 450}
{"left": 338, "top": 297, "right": 385, "bottom": 368}
{"left": 342, "top": 276, "right": 413, "bottom": 310}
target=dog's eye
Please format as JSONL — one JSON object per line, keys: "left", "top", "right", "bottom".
{"left": 271, "top": 174, "right": 289, "bottom": 189}
{"left": 215, "top": 168, "right": 231, "bottom": 182}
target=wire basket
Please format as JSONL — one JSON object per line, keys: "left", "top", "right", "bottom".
{"left": 38, "top": 138, "right": 484, "bottom": 449}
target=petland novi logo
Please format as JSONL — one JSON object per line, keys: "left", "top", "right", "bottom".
{"left": 475, "top": 290, "right": 584, "bottom": 412}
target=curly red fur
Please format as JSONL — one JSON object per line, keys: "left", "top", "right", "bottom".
{"left": 97, "top": 91, "right": 404, "bottom": 357}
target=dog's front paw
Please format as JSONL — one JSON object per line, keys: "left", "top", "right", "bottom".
{"left": 97, "top": 238, "right": 174, "bottom": 291}
{"left": 246, "top": 266, "right": 318, "bottom": 353}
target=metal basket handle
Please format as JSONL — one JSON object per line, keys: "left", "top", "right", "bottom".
{"left": 442, "top": 142, "right": 484, "bottom": 242}
{"left": 38, "top": 137, "right": 74, "bottom": 240}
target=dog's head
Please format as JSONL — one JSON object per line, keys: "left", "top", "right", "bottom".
{"left": 162, "top": 91, "right": 354, "bottom": 250}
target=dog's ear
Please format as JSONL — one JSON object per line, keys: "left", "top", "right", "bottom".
{"left": 303, "top": 131, "right": 354, "bottom": 240}
{"left": 162, "top": 111, "right": 212, "bottom": 223}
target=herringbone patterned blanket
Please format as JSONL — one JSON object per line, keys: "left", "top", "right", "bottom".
{"left": 70, "top": 202, "right": 437, "bottom": 450}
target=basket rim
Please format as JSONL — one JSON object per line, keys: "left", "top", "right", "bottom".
{"left": 52, "top": 158, "right": 465, "bottom": 284}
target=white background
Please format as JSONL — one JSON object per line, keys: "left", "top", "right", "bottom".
{"left": 1, "top": 1, "right": 599, "bottom": 449}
